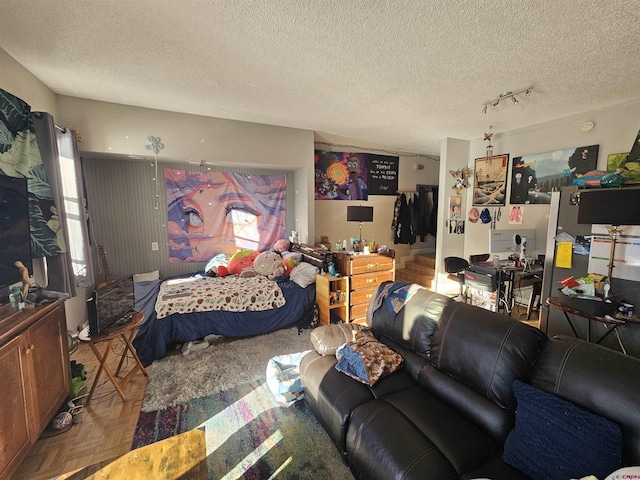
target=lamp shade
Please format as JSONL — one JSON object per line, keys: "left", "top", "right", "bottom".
{"left": 347, "top": 206, "right": 373, "bottom": 222}
{"left": 578, "top": 189, "right": 640, "bottom": 226}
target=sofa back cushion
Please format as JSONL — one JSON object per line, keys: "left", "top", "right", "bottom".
{"left": 430, "top": 302, "right": 546, "bottom": 411}
{"left": 369, "top": 287, "right": 452, "bottom": 358}
{"left": 529, "top": 336, "right": 640, "bottom": 466}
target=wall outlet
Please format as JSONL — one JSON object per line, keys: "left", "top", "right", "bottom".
{"left": 151, "top": 242, "right": 159, "bottom": 251}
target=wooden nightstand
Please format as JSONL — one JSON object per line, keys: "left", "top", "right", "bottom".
{"left": 336, "top": 252, "right": 395, "bottom": 324}
{"left": 315, "top": 273, "right": 349, "bottom": 326}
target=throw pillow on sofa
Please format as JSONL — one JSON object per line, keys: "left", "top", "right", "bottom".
{"left": 503, "top": 380, "right": 623, "bottom": 480}
{"left": 310, "top": 323, "right": 366, "bottom": 356}
{"left": 335, "top": 330, "right": 403, "bottom": 386}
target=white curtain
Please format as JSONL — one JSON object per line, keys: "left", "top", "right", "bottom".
{"left": 32, "top": 112, "right": 94, "bottom": 294}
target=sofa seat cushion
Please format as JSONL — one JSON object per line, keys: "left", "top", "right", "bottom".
{"left": 460, "top": 453, "right": 532, "bottom": 480}
{"left": 346, "top": 398, "right": 458, "bottom": 480}
{"left": 503, "top": 380, "right": 623, "bottom": 480}
{"left": 347, "top": 386, "right": 501, "bottom": 479}
{"left": 300, "top": 350, "right": 414, "bottom": 454}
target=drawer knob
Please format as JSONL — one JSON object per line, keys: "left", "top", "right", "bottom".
{"left": 367, "top": 263, "right": 379, "bottom": 268}
{"left": 25, "top": 344, "right": 35, "bottom": 354}
{"left": 366, "top": 294, "right": 372, "bottom": 298}
{"left": 366, "top": 278, "right": 378, "bottom": 283}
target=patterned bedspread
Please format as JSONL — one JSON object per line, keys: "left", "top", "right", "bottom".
{"left": 155, "top": 275, "right": 286, "bottom": 319}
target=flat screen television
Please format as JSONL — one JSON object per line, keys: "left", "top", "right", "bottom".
{"left": 0, "top": 175, "right": 32, "bottom": 302}
{"left": 87, "top": 275, "right": 135, "bottom": 336}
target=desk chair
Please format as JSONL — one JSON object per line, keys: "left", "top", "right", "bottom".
{"left": 444, "top": 256, "right": 469, "bottom": 301}
{"left": 527, "top": 279, "right": 543, "bottom": 320}
{"left": 469, "top": 253, "right": 490, "bottom": 265}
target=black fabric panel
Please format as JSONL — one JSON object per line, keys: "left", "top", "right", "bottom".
{"left": 529, "top": 335, "right": 640, "bottom": 466}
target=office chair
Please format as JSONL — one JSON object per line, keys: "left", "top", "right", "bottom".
{"left": 444, "top": 256, "right": 470, "bottom": 301}
{"left": 469, "top": 253, "right": 490, "bottom": 264}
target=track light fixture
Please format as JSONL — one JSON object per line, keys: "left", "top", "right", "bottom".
{"left": 482, "top": 86, "right": 532, "bottom": 113}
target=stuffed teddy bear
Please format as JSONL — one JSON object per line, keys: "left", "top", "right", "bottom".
{"left": 254, "top": 251, "right": 286, "bottom": 279}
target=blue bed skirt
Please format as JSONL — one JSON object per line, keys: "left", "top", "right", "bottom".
{"left": 133, "top": 277, "right": 316, "bottom": 366}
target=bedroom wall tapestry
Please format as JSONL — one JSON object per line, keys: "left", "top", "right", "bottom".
{"left": 0, "top": 88, "right": 65, "bottom": 257}
{"left": 473, "top": 154, "right": 509, "bottom": 206}
{"left": 314, "top": 151, "right": 368, "bottom": 200}
{"left": 510, "top": 145, "right": 599, "bottom": 204}
{"left": 165, "top": 168, "right": 286, "bottom": 262}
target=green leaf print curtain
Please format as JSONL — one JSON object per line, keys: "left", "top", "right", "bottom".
{"left": 0, "top": 88, "right": 65, "bottom": 258}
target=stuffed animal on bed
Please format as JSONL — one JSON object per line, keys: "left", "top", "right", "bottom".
{"left": 282, "top": 256, "right": 299, "bottom": 275}
{"left": 254, "top": 251, "right": 286, "bottom": 279}
{"left": 227, "top": 249, "right": 259, "bottom": 275}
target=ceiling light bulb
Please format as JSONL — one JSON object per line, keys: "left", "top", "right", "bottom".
{"left": 492, "top": 100, "right": 500, "bottom": 107}
{"left": 482, "top": 105, "right": 488, "bottom": 114}
{"left": 525, "top": 89, "right": 531, "bottom": 96}
{"left": 512, "top": 96, "right": 518, "bottom": 104}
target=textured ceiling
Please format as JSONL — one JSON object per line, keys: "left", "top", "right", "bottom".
{"left": 1, "top": 0, "right": 639, "bottom": 156}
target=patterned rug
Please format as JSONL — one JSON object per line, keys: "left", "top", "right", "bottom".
{"left": 132, "top": 379, "right": 354, "bottom": 479}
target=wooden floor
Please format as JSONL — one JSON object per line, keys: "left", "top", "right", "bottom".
{"left": 12, "top": 339, "right": 148, "bottom": 480}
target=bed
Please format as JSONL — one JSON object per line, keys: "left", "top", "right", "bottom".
{"left": 132, "top": 268, "right": 317, "bottom": 366}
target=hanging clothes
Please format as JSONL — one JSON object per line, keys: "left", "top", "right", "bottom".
{"left": 416, "top": 186, "right": 431, "bottom": 241}
{"left": 426, "top": 186, "right": 439, "bottom": 236}
{"left": 391, "top": 193, "right": 402, "bottom": 241}
{"left": 394, "top": 193, "right": 415, "bottom": 244}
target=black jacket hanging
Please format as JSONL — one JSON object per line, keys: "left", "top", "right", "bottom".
{"left": 394, "top": 193, "right": 414, "bottom": 244}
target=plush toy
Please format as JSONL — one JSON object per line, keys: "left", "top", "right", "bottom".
{"left": 282, "top": 256, "right": 299, "bottom": 275}
{"left": 254, "top": 251, "right": 286, "bottom": 279}
{"left": 227, "top": 249, "right": 259, "bottom": 275}
{"left": 273, "top": 238, "right": 291, "bottom": 254}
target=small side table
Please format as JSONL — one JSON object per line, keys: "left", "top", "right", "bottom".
{"left": 86, "top": 312, "right": 148, "bottom": 404}
{"left": 546, "top": 297, "right": 638, "bottom": 354}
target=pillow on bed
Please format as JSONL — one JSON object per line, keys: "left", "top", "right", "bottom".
{"left": 311, "top": 323, "right": 366, "bottom": 356}
{"left": 289, "top": 261, "right": 318, "bottom": 288}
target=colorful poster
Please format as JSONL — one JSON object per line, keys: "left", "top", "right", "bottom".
{"left": 314, "top": 151, "right": 368, "bottom": 200}
{"left": 510, "top": 145, "right": 599, "bottom": 204}
{"left": 473, "top": 154, "right": 509, "bottom": 206}
{"left": 165, "top": 168, "right": 286, "bottom": 262}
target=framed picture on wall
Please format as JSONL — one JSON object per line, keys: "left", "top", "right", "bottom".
{"left": 509, "top": 145, "right": 599, "bottom": 204}
{"left": 472, "top": 154, "right": 509, "bottom": 206}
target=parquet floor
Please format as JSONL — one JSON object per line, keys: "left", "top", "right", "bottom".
{"left": 12, "top": 339, "right": 148, "bottom": 480}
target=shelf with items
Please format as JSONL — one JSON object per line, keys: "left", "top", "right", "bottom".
{"left": 315, "top": 273, "right": 349, "bottom": 326}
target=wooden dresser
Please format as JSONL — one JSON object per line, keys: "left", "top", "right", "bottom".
{"left": 336, "top": 252, "right": 395, "bottom": 324}
{"left": 0, "top": 300, "right": 70, "bottom": 479}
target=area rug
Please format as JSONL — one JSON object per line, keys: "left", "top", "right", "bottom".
{"left": 141, "top": 327, "right": 313, "bottom": 412}
{"left": 132, "top": 380, "right": 354, "bottom": 479}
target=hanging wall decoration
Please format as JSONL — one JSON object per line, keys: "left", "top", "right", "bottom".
{"left": 510, "top": 145, "right": 599, "bottom": 204}
{"left": 165, "top": 168, "right": 286, "bottom": 262}
{"left": 0, "top": 88, "right": 65, "bottom": 258}
{"left": 449, "top": 167, "right": 471, "bottom": 194}
{"left": 314, "top": 151, "right": 368, "bottom": 200}
{"left": 473, "top": 154, "right": 509, "bottom": 206}
{"left": 449, "top": 196, "right": 461, "bottom": 219}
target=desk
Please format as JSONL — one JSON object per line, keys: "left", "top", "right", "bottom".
{"left": 469, "top": 261, "right": 543, "bottom": 314}
{"left": 86, "top": 312, "right": 147, "bottom": 404}
{"left": 547, "top": 297, "right": 639, "bottom": 354}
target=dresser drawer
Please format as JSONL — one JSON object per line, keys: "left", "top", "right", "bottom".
{"left": 350, "top": 286, "right": 377, "bottom": 306}
{"left": 350, "top": 303, "right": 369, "bottom": 322}
{"left": 350, "top": 271, "right": 394, "bottom": 290}
{"left": 349, "top": 255, "right": 394, "bottom": 275}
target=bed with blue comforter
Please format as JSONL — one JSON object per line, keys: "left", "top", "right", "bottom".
{"left": 133, "top": 275, "right": 316, "bottom": 366}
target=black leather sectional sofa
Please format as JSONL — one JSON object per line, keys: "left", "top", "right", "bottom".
{"left": 300, "top": 287, "right": 640, "bottom": 480}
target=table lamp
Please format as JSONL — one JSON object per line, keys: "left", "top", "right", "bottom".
{"left": 347, "top": 206, "right": 373, "bottom": 249}
{"left": 577, "top": 188, "right": 640, "bottom": 295}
